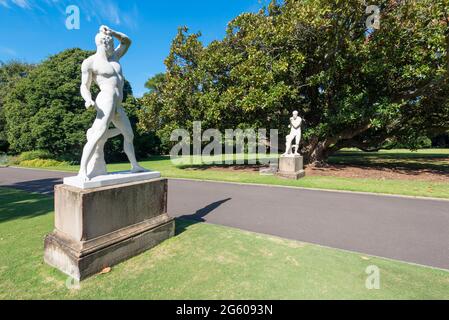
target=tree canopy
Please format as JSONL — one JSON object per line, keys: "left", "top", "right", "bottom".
{"left": 0, "top": 61, "right": 34, "bottom": 152}
{"left": 138, "top": 0, "right": 449, "bottom": 163}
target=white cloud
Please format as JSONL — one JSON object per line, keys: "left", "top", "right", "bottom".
{"left": 102, "top": 1, "right": 121, "bottom": 25}
{"left": 79, "top": 0, "right": 139, "bottom": 29}
{"left": 11, "top": 0, "right": 31, "bottom": 9}
{"left": 0, "top": 0, "right": 31, "bottom": 9}
{"left": 0, "top": 47, "right": 17, "bottom": 56}
{"left": 0, "top": 0, "right": 139, "bottom": 29}
{"left": 121, "top": 3, "right": 139, "bottom": 30}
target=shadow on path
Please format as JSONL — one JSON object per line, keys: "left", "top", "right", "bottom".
{"left": 176, "top": 198, "right": 232, "bottom": 235}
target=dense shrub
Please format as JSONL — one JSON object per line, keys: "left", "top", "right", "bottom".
{"left": 17, "top": 150, "right": 53, "bottom": 162}
{"left": 0, "top": 152, "right": 8, "bottom": 166}
{"left": 19, "top": 159, "right": 69, "bottom": 168}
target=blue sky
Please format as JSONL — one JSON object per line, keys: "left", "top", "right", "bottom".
{"left": 0, "top": 0, "right": 266, "bottom": 97}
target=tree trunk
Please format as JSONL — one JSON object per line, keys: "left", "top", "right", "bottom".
{"left": 304, "top": 141, "right": 329, "bottom": 166}
{"left": 303, "top": 138, "right": 331, "bottom": 166}
{"left": 302, "top": 123, "right": 373, "bottom": 165}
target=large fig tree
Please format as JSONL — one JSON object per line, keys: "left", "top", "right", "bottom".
{"left": 139, "top": 0, "right": 449, "bottom": 164}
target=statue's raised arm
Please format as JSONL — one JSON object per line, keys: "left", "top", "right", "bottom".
{"left": 99, "top": 25, "right": 132, "bottom": 60}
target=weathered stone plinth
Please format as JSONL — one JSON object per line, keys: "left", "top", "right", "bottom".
{"left": 276, "top": 155, "right": 305, "bottom": 180}
{"left": 44, "top": 178, "right": 175, "bottom": 280}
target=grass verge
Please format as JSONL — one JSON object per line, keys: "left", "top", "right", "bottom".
{"left": 1, "top": 187, "right": 448, "bottom": 299}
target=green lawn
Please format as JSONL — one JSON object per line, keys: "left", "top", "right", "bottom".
{"left": 1, "top": 187, "right": 449, "bottom": 300}
{"left": 16, "top": 149, "right": 449, "bottom": 199}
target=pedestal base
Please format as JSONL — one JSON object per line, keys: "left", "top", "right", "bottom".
{"left": 63, "top": 171, "right": 161, "bottom": 190}
{"left": 44, "top": 178, "right": 174, "bottom": 280}
{"left": 276, "top": 155, "right": 306, "bottom": 180}
{"left": 276, "top": 170, "right": 306, "bottom": 179}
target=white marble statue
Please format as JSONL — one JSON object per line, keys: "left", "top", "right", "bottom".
{"left": 78, "top": 25, "right": 146, "bottom": 181}
{"left": 283, "top": 111, "right": 303, "bottom": 156}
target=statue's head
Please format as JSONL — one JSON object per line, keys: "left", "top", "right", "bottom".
{"left": 95, "top": 31, "right": 114, "bottom": 57}
{"left": 292, "top": 111, "right": 299, "bottom": 119}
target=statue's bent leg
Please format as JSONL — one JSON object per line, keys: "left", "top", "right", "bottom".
{"left": 294, "top": 131, "right": 301, "bottom": 155}
{"left": 78, "top": 93, "right": 116, "bottom": 180}
{"left": 112, "top": 106, "right": 146, "bottom": 172}
{"left": 283, "top": 134, "right": 293, "bottom": 155}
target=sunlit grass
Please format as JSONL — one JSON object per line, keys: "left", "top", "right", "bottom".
{"left": 1, "top": 187, "right": 449, "bottom": 300}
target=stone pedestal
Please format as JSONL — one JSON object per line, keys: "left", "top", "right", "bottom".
{"left": 63, "top": 170, "right": 161, "bottom": 189}
{"left": 44, "top": 178, "right": 175, "bottom": 280}
{"left": 277, "top": 155, "right": 305, "bottom": 179}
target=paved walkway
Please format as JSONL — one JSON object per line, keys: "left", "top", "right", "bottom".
{"left": 1, "top": 167, "right": 449, "bottom": 270}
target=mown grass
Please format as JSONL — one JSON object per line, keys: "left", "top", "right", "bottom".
{"left": 1, "top": 187, "right": 449, "bottom": 300}
{"left": 16, "top": 149, "right": 449, "bottom": 199}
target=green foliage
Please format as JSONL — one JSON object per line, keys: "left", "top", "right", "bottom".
{"left": 17, "top": 150, "right": 53, "bottom": 162}
{"left": 138, "top": 0, "right": 449, "bottom": 162}
{"left": 7, "top": 150, "right": 56, "bottom": 165}
{"left": 0, "top": 152, "right": 7, "bottom": 166}
{"left": 144, "top": 72, "right": 165, "bottom": 93}
{"left": 3, "top": 49, "right": 96, "bottom": 159}
{"left": 386, "top": 136, "right": 433, "bottom": 150}
{"left": 0, "top": 61, "right": 34, "bottom": 152}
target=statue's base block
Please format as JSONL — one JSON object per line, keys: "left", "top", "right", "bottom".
{"left": 63, "top": 171, "right": 161, "bottom": 190}
{"left": 276, "top": 155, "right": 305, "bottom": 180}
{"left": 44, "top": 178, "right": 174, "bottom": 280}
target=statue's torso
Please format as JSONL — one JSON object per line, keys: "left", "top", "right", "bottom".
{"left": 91, "top": 56, "right": 124, "bottom": 101}
{"left": 290, "top": 117, "right": 302, "bottom": 134}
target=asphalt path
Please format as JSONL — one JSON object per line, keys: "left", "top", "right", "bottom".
{"left": 1, "top": 166, "right": 448, "bottom": 270}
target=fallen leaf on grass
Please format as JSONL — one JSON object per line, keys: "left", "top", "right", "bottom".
{"left": 360, "top": 256, "right": 371, "bottom": 260}
{"left": 99, "top": 267, "right": 111, "bottom": 275}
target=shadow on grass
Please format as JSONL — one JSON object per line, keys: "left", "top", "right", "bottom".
{"left": 0, "top": 187, "right": 53, "bottom": 223}
{"left": 335, "top": 150, "right": 449, "bottom": 159}
{"left": 2, "top": 178, "right": 62, "bottom": 195}
{"left": 325, "top": 151, "right": 449, "bottom": 176}
{"left": 141, "top": 155, "right": 171, "bottom": 162}
{"left": 177, "top": 163, "right": 265, "bottom": 172}
{"left": 175, "top": 198, "right": 232, "bottom": 235}
{"left": 327, "top": 159, "right": 449, "bottom": 175}
{"left": 333, "top": 151, "right": 449, "bottom": 164}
